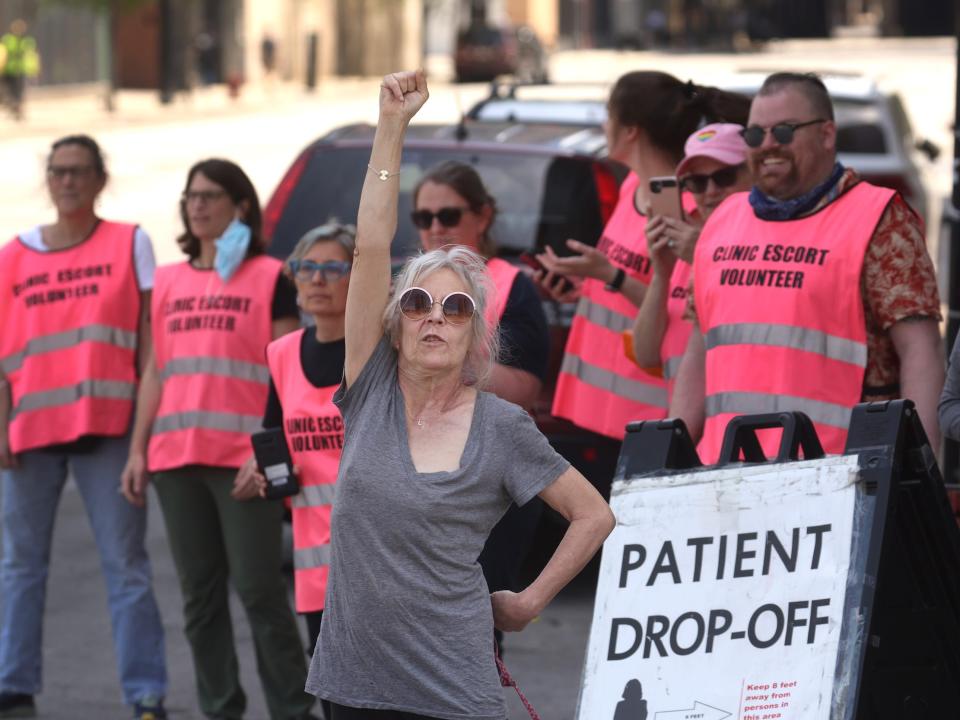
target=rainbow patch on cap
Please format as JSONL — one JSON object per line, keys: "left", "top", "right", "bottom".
{"left": 695, "top": 130, "right": 717, "bottom": 142}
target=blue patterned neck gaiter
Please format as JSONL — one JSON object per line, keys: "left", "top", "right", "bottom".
{"left": 749, "top": 162, "right": 845, "bottom": 221}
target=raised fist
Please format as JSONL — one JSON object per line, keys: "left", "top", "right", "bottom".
{"left": 379, "top": 69, "right": 429, "bottom": 123}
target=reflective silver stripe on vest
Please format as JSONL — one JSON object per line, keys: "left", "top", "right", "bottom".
{"left": 159, "top": 357, "right": 270, "bottom": 384}
{"left": 560, "top": 355, "right": 668, "bottom": 408}
{"left": 663, "top": 356, "right": 683, "bottom": 381}
{"left": 151, "top": 411, "right": 264, "bottom": 435}
{"left": 705, "top": 392, "right": 852, "bottom": 429}
{"left": 0, "top": 325, "right": 138, "bottom": 375}
{"left": 294, "top": 544, "right": 331, "bottom": 571}
{"left": 292, "top": 484, "right": 336, "bottom": 509}
{"left": 575, "top": 296, "right": 633, "bottom": 334}
{"left": 10, "top": 379, "right": 136, "bottom": 420}
{"left": 705, "top": 323, "right": 867, "bottom": 367}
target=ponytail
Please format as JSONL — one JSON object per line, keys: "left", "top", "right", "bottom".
{"left": 609, "top": 72, "right": 750, "bottom": 163}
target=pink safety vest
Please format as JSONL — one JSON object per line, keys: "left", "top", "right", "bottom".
{"left": 694, "top": 183, "right": 895, "bottom": 463}
{"left": 267, "top": 329, "right": 343, "bottom": 612}
{"left": 552, "top": 172, "right": 669, "bottom": 439}
{"left": 485, "top": 257, "right": 520, "bottom": 325}
{"left": 0, "top": 221, "right": 140, "bottom": 453}
{"left": 148, "top": 255, "right": 281, "bottom": 471}
{"left": 660, "top": 259, "right": 693, "bottom": 400}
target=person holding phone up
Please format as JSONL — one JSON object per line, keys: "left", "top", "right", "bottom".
{"left": 535, "top": 72, "right": 749, "bottom": 472}
{"left": 410, "top": 162, "right": 550, "bottom": 649}
{"left": 120, "top": 159, "right": 315, "bottom": 720}
{"left": 630, "top": 123, "right": 751, "bottom": 440}
{"left": 237, "top": 221, "right": 357, "bottom": 720}
{"left": 304, "top": 69, "right": 615, "bottom": 720}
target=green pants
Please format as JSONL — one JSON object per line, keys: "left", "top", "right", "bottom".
{"left": 154, "top": 466, "right": 312, "bottom": 720}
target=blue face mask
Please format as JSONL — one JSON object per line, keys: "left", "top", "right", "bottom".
{"left": 214, "top": 218, "right": 252, "bottom": 282}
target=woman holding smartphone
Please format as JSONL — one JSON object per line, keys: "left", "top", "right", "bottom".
{"left": 120, "top": 159, "right": 315, "bottom": 720}
{"left": 536, "top": 72, "right": 749, "bottom": 464}
{"left": 631, "top": 123, "right": 752, "bottom": 439}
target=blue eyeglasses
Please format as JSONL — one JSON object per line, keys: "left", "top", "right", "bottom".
{"left": 288, "top": 259, "right": 352, "bottom": 283}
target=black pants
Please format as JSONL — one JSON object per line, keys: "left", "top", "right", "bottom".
{"left": 329, "top": 703, "right": 442, "bottom": 720}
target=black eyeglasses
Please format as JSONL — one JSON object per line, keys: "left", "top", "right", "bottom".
{"left": 182, "top": 189, "right": 228, "bottom": 205}
{"left": 680, "top": 164, "right": 745, "bottom": 194}
{"left": 410, "top": 207, "right": 467, "bottom": 230}
{"left": 288, "top": 259, "right": 352, "bottom": 283}
{"left": 740, "top": 119, "right": 827, "bottom": 148}
{"left": 398, "top": 287, "right": 476, "bottom": 324}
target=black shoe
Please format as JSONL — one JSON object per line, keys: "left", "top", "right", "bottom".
{"left": 132, "top": 696, "right": 167, "bottom": 720}
{"left": 0, "top": 693, "right": 35, "bottom": 718}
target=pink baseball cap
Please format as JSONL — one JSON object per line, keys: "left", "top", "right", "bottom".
{"left": 675, "top": 123, "right": 748, "bottom": 178}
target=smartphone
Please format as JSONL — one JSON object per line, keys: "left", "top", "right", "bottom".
{"left": 251, "top": 428, "right": 300, "bottom": 500}
{"left": 519, "top": 251, "right": 575, "bottom": 295}
{"left": 645, "top": 176, "right": 684, "bottom": 221}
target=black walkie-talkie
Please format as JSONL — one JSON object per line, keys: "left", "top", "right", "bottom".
{"left": 251, "top": 428, "right": 300, "bottom": 500}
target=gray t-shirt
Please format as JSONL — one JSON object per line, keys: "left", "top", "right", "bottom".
{"left": 306, "top": 337, "right": 570, "bottom": 719}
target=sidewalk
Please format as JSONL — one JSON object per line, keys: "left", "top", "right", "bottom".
{"left": 0, "top": 78, "right": 382, "bottom": 140}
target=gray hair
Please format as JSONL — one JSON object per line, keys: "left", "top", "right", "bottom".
{"left": 384, "top": 246, "right": 500, "bottom": 388}
{"left": 284, "top": 220, "right": 357, "bottom": 277}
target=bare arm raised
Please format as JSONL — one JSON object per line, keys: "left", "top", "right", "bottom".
{"left": 344, "top": 70, "right": 429, "bottom": 388}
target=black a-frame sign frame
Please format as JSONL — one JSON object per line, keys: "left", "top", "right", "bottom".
{"left": 616, "top": 399, "right": 960, "bottom": 717}
{"left": 844, "top": 400, "right": 960, "bottom": 717}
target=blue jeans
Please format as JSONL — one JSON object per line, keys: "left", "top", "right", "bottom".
{"left": 0, "top": 435, "right": 167, "bottom": 704}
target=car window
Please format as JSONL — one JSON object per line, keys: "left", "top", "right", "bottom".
{"left": 833, "top": 101, "right": 888, "bottom": 155}
{"left": 458, "top": 26, "right": 504, "bottom": 47}
{"left": 268, "top": 146, "right": 606, "bottom": 262}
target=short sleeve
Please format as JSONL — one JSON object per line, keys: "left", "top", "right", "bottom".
{"left": 498, "top": 273, "right": 550, "bottom": 380}
{"left": 333, "top": 336, "right": 397, "bottom": 419}
{"left": 271, "top": 272, "right": 300, "bottom": 321}
{"left": 133, "top": 227, "right": 157, "bottom": 291}
{"left": 497, "top": 401, "right": 570, "bottom": 506}
{"left": 861, "top": 196, "right": 941, "bottom": 330}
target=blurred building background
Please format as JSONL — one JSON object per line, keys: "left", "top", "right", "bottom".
{"left": 0, "top": 0, "right": 952, "bottom": 95}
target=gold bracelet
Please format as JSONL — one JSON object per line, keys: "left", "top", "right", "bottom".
{"left": 368, "top": 164, "right": 400, "bottom": 181}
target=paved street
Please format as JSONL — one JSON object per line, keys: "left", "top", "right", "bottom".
{"left": 0, "top": 37, "right": 956, "bottom": 720}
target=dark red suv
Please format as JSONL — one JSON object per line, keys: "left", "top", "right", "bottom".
{"left": 263, "top": 119, "right": 622, "bottom": 488}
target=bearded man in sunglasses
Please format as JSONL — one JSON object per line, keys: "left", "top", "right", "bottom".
{"left": 677, "top": 71, "right": 943, "bottom": 463}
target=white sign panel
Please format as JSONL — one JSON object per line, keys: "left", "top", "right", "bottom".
{"left": 577, "top": 455, "right": 861, "bottom": 720}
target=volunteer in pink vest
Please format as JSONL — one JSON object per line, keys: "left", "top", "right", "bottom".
{"left": 238, "top": 221, "right": 356, "bottom": 720}
{"left": 0, "top": 134, "right": 168, "bottom": 720}
{"left": 120, "top": 159, "right": 315, "bottom": 720}
{"left": 536, "top": 72, "right": 749, "bottom": 486}
{"left": 678, "top": 72, "right": 943, "bottom": 462}
{"left": 630, "top": 123, "right": 751, "bottom": 437}
{"left": 411, "top": 160, "right": 550, "bottom": 648}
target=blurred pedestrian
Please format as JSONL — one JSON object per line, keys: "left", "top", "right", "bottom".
{"left": 0, "top": 19, "right": 40, "bottom": 120}
{"left": 630, "top": 123, "right": 751, "bottom": 439}
{"left": 535, "top": 71, "right": 748, "bottom": 487}
{"left": 679, "top": 72, "right": 943, "bottom": 461}
{"left": 306, "top": 69, "right": 615, "bottom": 720}
{"left": 238, "top": 221, "right": 357, "bottom": 720}
{"left": 0, "top": 134, "right": 168, "bottom": 720}
{"left": 120, "top": 159, "right": 316, "bottom": 720}
{"left": 412, "top": 161, "right": 550, "bottom": 649}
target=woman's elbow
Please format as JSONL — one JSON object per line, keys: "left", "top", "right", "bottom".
{"left": 594, "top": 504, "right": 617, "bottom": 541}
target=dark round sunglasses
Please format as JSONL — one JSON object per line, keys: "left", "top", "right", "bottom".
{"left": 410, "top": 207, "right": 467, "bottom": 230}
{"left": 288, "top": 259, "right": 352, "bottom": 283}
{"left": 398, "top": 287, "right": 476, "bottom": 324}
{"left": 739, "top": 119, "right": 827, "bottom": 148}
{"left": 680, "top": 164, "right": 745, "bottom": 194}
